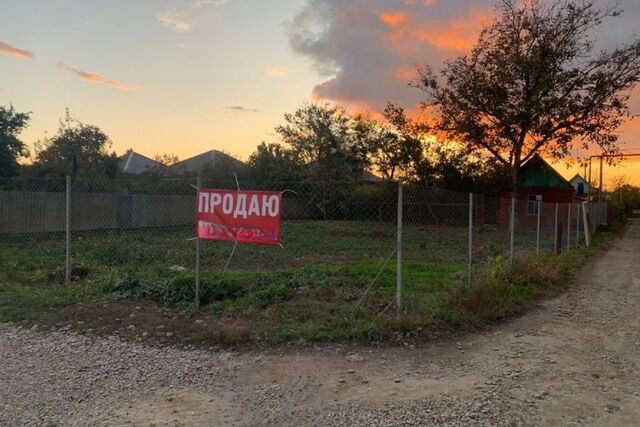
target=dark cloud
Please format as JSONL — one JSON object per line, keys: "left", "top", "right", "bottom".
{"left": 227, "top": 105, "right": 261, "bottom": 112}
{"left": 286, "top": 0, "right": 640, "bottom": 115}
{"left": 286, "top": 0, "right": 495, "bottom": 111}
{"left": 215, "top": 106, "right": 262, "bottom": 116}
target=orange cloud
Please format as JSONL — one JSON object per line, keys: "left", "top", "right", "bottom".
{"left": 266, "top": 66, "right": 292, "bottom": 77}
{"left": 108, "top": 80, "right": 141, "bottom": 92}
{"left": 0, "top": 41, "right": 34, "bottom": 59}
{"left": 58, "top": 62, "right": 140, "bottom": 92}
{"left": 58, "top": 62, "right": 103, "bottom": 83}
{"left": 412, "top": 8, "right": 489, "bottom": 51}
{"left": 394, "top": 66, "right": 417, "bottom": 81}
{"left": 378, "top": 11, "right": 409, "bottom": 27}
{"left": 404, "top": 0, "right": 438, "bottom": 7}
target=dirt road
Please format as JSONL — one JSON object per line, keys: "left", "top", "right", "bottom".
{"left": 2, "top": 219, "right": 639, "bottom": 426}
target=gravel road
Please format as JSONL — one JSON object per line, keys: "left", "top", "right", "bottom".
{"left": 2, "top": 219, "right": 639, "bottom": 426}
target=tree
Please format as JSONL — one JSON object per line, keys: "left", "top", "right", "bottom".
{"left": 610, "top": 174, "right": 640, "bottom": 214}
{"left": 0, "top": 105, "right": 30, "bottom": 177}
{"left": 153, "top": 153, "right": 179, "bottom": 166}
{"left": 276, "top": 103, "right": 373, "bottom": 181}
{"left": 199, "top": 152, "right": 248, "bottom": 184}
{"left": 379, "top": 103, "right": 509, "bottom": 191}
{"left": 31, "top": 110, "right": 118, "bottom": 178}
{"left": 246, "top": 142, "right": 301, "bottom": 183}
{"left": 414, "top": 0, "right": 640, "bottom": 191}
{"left": 275, "top": 103, "right": 377, "bottom": 217}
{"left": 377, "top": 103, "right": 429, "bottom": 182}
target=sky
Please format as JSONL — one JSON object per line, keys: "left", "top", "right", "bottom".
{"left": 1, "top": 0, "right": 639, "bottom": 187}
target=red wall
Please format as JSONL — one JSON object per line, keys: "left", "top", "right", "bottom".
{"left": 498, "top": 187, "right": 575, "bottom": 233}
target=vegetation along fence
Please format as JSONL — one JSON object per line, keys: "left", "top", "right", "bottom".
{"left": 0, "top": 177, "right": 607, "bottom": 318}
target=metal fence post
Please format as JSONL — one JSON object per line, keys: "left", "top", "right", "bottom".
{"left": 509, "top": 196, "right": 515, "bottom": 264}
{"left": 195, "top": 175, "right": 201, "bottom": 308}
{"left": 567, "top": 203, "right": 572, "bottom": 250}
{"left": 396, "top": 180, "right": 403, "bottom": 319}
{"left": 576, "top": 202, "right": 581, "bottom": 246}
{"left": 65, "top": 175, "right": 71, "bottom": 286}
{"left": 536, "top": 199, "right": 541, "bottom": 256}
{"left": 468, "top": 193, "right": 473, "bottom": 286}
{"left": 554, "top": 202, "right": 559, "bottom": 254}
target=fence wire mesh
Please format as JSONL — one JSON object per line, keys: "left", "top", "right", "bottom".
{"left": 0, "top": 176, "right": 607, "bottom": 317}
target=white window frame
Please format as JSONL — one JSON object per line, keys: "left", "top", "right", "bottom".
{"left": 527, "top": 194, "right": 542, "bottom": 216}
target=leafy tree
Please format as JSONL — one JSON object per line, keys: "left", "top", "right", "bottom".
{"left": 428, "top": 142, "right": 509, "bottom": 192}
{"left": 246, "top": 142, "right": 301, "bottom": 183}
{"left": 610, "top": 175, "right": 640, "bottom": 217}
{"left": 414, "top": 0, "right": 640, "bottom": 191}
{"left": 379, "top": 104, "right": 508, "bottom": 191}
{"left": 0, "top": 105, "right": 30, "bottom": 177}
{"left": 276, "top": 103, "right": 373, "bottom": 181}
{"left": 153, "top": 153, "right": 180, "bottom": 166}
{"left": 31, "top": 110, "right": 118, "bottom": 178}
{"left": 275, "top": 103, "right": 375, "bottom": 217}
{"left": 199, "top": 152, "right": 248, "bottom": 185}
{"left": 378, "top": 103, "right": 430, "bottom": 182}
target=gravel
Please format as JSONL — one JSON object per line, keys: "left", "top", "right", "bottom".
{"left": 1, "top": 220, "right": 639, "bottom": 426}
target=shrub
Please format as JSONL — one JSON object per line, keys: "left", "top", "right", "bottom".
{"left": 253, "top": 282, "right": 294, "bottom": 308}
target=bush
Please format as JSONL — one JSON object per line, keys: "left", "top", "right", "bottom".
{"left": 446, "top": 252, "right": 578, "bottom": 323}
{"left": 253, "top": 282, "right": 294, "bottom": 308}
{"left": 109, "top": 272, "right": 246, "bottom": 305}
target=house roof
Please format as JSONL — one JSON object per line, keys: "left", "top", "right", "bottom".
{"left": 361, "top": 170, "right": 383, "bottom": 183}
{"left": 519, "top": 154, "right": 573, "bottom": 189}
{"left": 569, "top": 173, "right": 596, "bottom": 193}
{"left": 170, "top": 150, "right": 244, "bottom": 173}
{"left": 118, "top": 150, "right": 165, "bottom": 174}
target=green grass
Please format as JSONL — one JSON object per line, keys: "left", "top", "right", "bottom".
{"left": 0, "top": 282, "right": 93, "bottom": 324}
{"left": 0, "top": 218, "right": 616, "bottom": 344}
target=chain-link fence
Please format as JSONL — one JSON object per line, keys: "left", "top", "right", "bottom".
{"left": 0, "top": 176, "right": 608, "bottom": 316}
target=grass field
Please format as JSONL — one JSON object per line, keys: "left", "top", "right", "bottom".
{"left": 0, "top": 219, "right": 593, "bottom": 344}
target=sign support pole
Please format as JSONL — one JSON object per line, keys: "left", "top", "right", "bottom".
{"left": 195, "top": 176, "right": 201, "bottom": 308}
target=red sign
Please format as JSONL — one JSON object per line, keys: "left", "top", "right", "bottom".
{"left": 196, "top": 189, "right": 282, "bottom": 245}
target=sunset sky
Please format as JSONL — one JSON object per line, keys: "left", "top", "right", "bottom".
{"left": 1, "top": 0, "right": 639, "bottom": 186}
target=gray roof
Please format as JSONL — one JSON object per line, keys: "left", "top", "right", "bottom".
{"left": 361, "top": 170, "right": 382, "bottom": 183}
{"left": 170, "top": 150, "right": 244, "bottom": 173}
{"left": 118, "top": 151, "right": 165, "bottom": 174}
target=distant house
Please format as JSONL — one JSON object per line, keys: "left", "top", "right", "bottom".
{"left": 361, "top": 170, "right": 383, "bottom": 183}
{"left": 569, "top": 174, "right": 596, "bottom": 196}
{"left": 169, "top": 149, "right": 245, "bottom": 174}
{"left": 118, "top": 150, "right": 165, "bottom": 174}
{"left": 498, "top": 154, "right": 576, "bottom": 232}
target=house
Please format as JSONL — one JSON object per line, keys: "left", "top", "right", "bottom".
{"left": 361, "top": 170, "right": 383, "bottom": 183}
{"left": 569, "top": 174, "right": 596, "bottom": 196}
{"left": 170, "top": 149, "right": 244, "bottom": 174}
{"left": 118, "top": 150, "right": 165, "bottom": 174}
{"left": 498, "top": 154, "right": 576, "bottom": 232}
